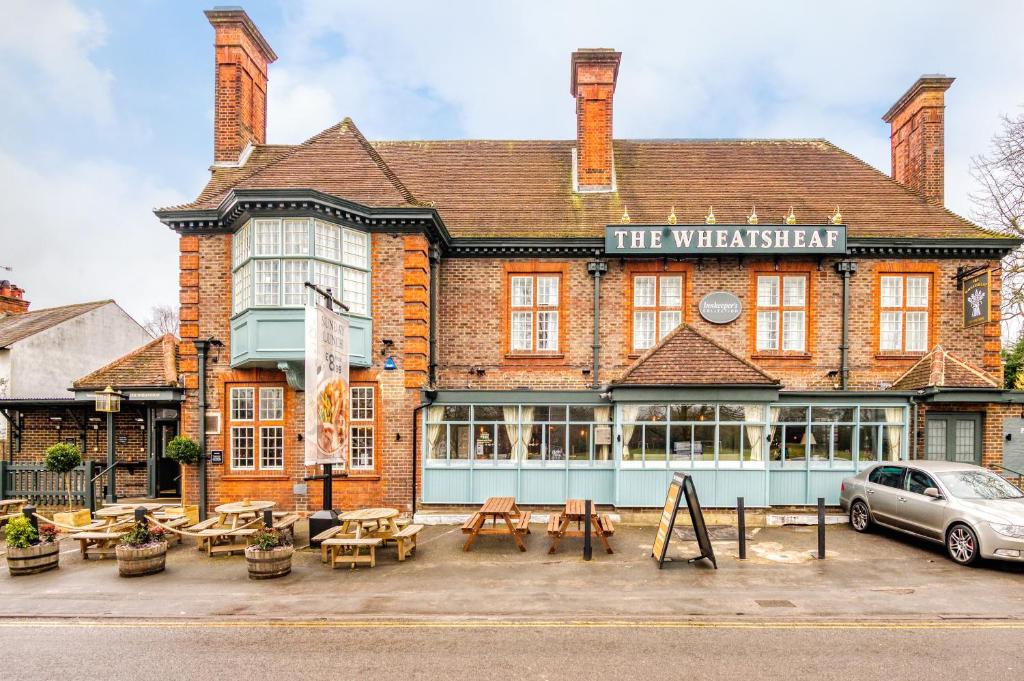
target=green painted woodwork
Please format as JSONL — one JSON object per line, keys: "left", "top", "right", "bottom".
{"left": 229, "top": 308, "right": 372, "bottom": 369}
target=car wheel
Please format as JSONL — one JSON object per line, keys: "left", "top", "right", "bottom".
{"left": 946, "top": 523, "right": 980, "bottom": 566}
{"left": 850, "top": 500, "right": 872, "bottom": 533}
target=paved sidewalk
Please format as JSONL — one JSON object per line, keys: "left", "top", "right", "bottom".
{"left": 1, "top": 522, "right": 1022, "bottom": 621}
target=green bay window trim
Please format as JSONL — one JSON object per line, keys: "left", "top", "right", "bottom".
{"left": 231, "top": 217, "right": 371, "bottom": 317}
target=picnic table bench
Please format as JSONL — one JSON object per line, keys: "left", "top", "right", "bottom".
{"left": 188, "top": 500, "right": 275, "bottom": 556}
{"left": 0, "top": 499, "right": 27, "bottom": 527}
{"left": 322, "top": 537, "right": 383, "bottom": 569}
{"left": 462, "top": 497, "right": 531, "bottom": 552}
{"left": 547, "top": 499, "right": 614, "bottom": 554}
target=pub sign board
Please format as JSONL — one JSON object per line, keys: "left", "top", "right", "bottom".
{"left": 699, "top": 291, "right": 742, "bottom": 324}
{"left": 963, "top": 270, "right": 991, "bottom": 328}
{"left": 605, "top": 224, "right": 846, "bottom": 256}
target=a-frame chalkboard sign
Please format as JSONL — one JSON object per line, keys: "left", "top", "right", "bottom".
{"left": 651, "top": 472, "right": 718, "bottom": 569}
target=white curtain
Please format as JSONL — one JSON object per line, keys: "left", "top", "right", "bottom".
{"left": 620, "top": 405, "right": 640, "bottom": 459}
{"left": 502, "top": 406, "right": 520, "bottom": 461}
{"left": 884, "top": 408, "right": 905, "bottom": 461}
{"left": 426, "top": 406, "right": 444, "bottom": 459}
{"left": 743, "top": 404, "right": 765, "bottom": 462}
{"left": 519, "top": 407, "right": 535, "bottom": 461}
{"left": 594, "top": 406, "right": 611, "bottom": 460}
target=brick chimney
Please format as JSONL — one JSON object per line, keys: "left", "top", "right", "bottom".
{"left": 0, "top": 281, "right": 30, "bottom": 315}
{"left": 882, "top": 75, "right": 954, "bottom": 206}
{"left": 571, "top": 49, "right": 621, "bottom": 193}
{"left": 205, "top": 7, "right": 277, "bottom": 164}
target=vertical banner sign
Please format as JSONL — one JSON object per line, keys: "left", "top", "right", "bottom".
{"left": 304, "top": 303, "right": 349, "bottom": 467}
{"left": 963, "top": 271, "right": 991, "bottom": 328}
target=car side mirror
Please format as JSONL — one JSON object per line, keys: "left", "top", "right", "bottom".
{"left": 924, "top": 487, "right": 942, "bottom": 499}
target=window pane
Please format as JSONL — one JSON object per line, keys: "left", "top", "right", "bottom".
{"left": 496, "top": 426, "right": 514, "bottom": 460}
{"left": 450, "top": 425, "right": 470, "bottom": 460}
{"left": 926, "top": 420, "right": 947, "bottom": 460}
{"left": 443, "top": 406, "right": 469, "bottom": 421}
{"left": 718, "top": 405, "right": 746, "bottom": 422}
{"left": 670, "top": 404, "right": 715, "bottom": 421}
{"left": 669, "top": 424, "right": 693, "bottom": 461}
{"left": 231, "top": 426, "right": 254, "bottom": 468}
{"left": 785, "top": 425, "right": 807, "bottom": 460}
{"left": 569, "top": 424, "right": 590, "bottom": 460}
{"left": 859, "top": 425, "right": 879, "bottom": 462}
{"left": 474, "top": 406, "right": 503, "bottom": 421}
{"left": 777, "top": 406, "right": 808, "bottom": 422}
{"left": 259, "top": 387, "right": 283, "bottom": 420}
{"left": 233, "top": 262, "right": 252, "bottom": 314}
{"left": 342, "top": 229, "right": 368, "bottom": 269}
{"left": 343, "top": 267, "right": 369, "bottom": 315}
{"left": 254, "top": 259, "right": 280, "bottom": 306}
{"left": 537, "top": 311, "right": 558, "bottom": 351}
{"left": 511, "top": 276, "right": 532, "bottom": 307}
{"left": 511, "top": 311, "right": 533, "bottom": 351}
{"left": 634, "top": 276, "right": 656, "bottom": 307}
{"left": 719, "top": 425, "right": 741, "bottom": 462}
{"left": 537, "top": 276, "right": 559, "bottom": 306}
{"left": 569, "top": 406, "right": 596, "bottom": 421}
{"left": 644, "top": 425, "right": 667, "bottom": 461}
{"left": 623, "top": 425, "right": 643, "bottom": 462}
{"left": 782, "top": 311, "right": 805, "bottom": 351}
{"left": 254, "top": 219, "right": 280, "bottom": 256}
{"left": 756, "top": 311, "right": 778, "bottom": 351}
{"left": 282, "top": 260, "right": 308, "bottom": 306}
{"left": 693, "top": 425, "right": 715, "bottom": 461}
{"left": 782, "top": 276, "right": 805, "bottom": 306}
{"left": 881, "top": 276, "right": 902, "bottom": 307}
{"left": 907, "top": 276, "right": 929, "bottom": 307}
{"left": 810, "top": 425, "right": 830, "bottom": 461}
{"left": 428, "top": 424, "right": 447, "bottom": 459}
{"left": 834, "top": 425, "right": 854, "bottom": 464}
{"left": 659, "top": 311, "right": 681, "bottom": 341}
{"left": 283, "top": 219, "right": 309, "bottom": 256}
{"left": 880, "top": 311, "right": 902, "bottom": 350}
{"left": 314, "top": 220, "right": 340, "bottom": 260}
{"left": 812, "top": 407, "right": 854, "bottom": 422}
{"left": 905, "top": 311, "right": 927, "bottom": 352}
{"left": 546, "top": 423, "right": 566, "bottom": 461}
{"left": 351, "top": 425, "right": 374, "bottom": 468}
{"left": 634, "top": 311, "right": 656, "bottom": 350}
{"left": 660, "top": 276, "right": 682, "bottom": 307}
{"left": 954, "top": 420, "right": 976, "bottom": 462}
{"left": 636, "top": 405, "right": 667, "bottom": 422}
{"left": 474, "top": 425, "right": 495, "bottom": 460}
{"left": 314, "top": 261, "right": 339, "bottom": 294}
{"left": 351, "top": 387, "right": 374, "bottom": 421}
{"left": 757, "top": 276, "right": 779, "bottom": 307}
{"left": 534, "top": 405, "right": 567, "bottom": 422}
{"left": 883, "top": 425, "right": 903, "bottom": 461}
{"left": 260, "top": 426, "right": 284, "bottom": 469}
{"left": 233, "top": 222, "right": 251, "bottom": 266}
{"left": 230, "top": 387, "right": 254, "bottom": 420}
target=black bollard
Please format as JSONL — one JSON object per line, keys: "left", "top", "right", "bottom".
{"left": 737, "top": 497, "right": 746, "bottom": 560}
{"left": 817, "top": 497, "right": 826, "bottom": 559}
{"left": 263, "top": 509, "right": 274, "bottom": 529}
{"left": 583, "top": 500, "right": 593, "bottom": 561}
{"left": 22, "top": 506, "right": 38, "bottom": 533}
{"left": 134, "top": 507, "right": 146, "bottom": 524}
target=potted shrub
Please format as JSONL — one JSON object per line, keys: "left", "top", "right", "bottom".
{"left": 115, "top": 521, "right": 168, "bottom": 577}
{"left": 5, "top": 518, "right": 60, "bottom": 576}
{"left": 44, "top": 443, "right": 89, "bottom": 527}
{"left": 245, "top": 527, "right": 293, "bottom": 580}
{"left": 164, "top": 436, "right": 201, "bottom": 524}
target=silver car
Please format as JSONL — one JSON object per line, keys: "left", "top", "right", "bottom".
{"left": 839, "top": 460, "right": 1024, "bottom": 566}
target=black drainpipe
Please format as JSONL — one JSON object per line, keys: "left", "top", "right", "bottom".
{"left": 193, "top": 339, "right": 209, "bottom": 520}
{"left": 835, "top": 261, "right": 857, "bottom": 390}
{"left": 587, "top": 260, "right": 608, "bottom": 389}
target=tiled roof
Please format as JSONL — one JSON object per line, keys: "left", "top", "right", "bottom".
{"left": 0, "top": 300, "right": 112, "bottom": 348}
{"left": 614, "top": 324, "right": 778, "bottom": 386}
{"left": 891, "top": 345, "right": 1000, "bottom": 390}
{"left": 73, "top": 334, "right": 179, "bottom": 389}
{"left": 163, "top": 123, "right": 996, "bottom": 239}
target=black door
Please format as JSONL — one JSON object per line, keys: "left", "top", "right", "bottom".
{"left": 155, "top": 421, "right": 181, "bottom": 497}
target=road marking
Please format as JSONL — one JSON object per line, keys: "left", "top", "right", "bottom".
{"left": 0, "top": 619, "right": 1021, "bottom": 630}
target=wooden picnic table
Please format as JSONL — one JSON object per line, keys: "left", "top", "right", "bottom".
{"left": 189, "top": 500, "right": 276, "bottom": 556}
{"left": 461, "top": 497, "right": 531, "bottom": 552}
{"left": 547, "top": 499, "right": 614, "bottom": 555}
{"left": 340, "top": 508, "right": 400, "bottom": 539}
{"left": 0, "top": 499, "right": 27, "bottom": 529}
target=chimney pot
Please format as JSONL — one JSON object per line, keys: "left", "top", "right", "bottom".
{"left": 571, "top": 49, "right": 621, "bottom": 193}
{"left": 0, "top": 281, "right": 30, "bottom": 314}
{"left": 882, "top": 75, "right": 954, "bottom": 206}
{"left": 205, "top": 7, "right": 277, "bottom": 164}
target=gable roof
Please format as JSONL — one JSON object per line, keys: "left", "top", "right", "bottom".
{"left": 0, "top": 300, "right": 112, "bottom": 348}
{"left": 162, "top": 125, "right": 997, "bottom": 240}
{"left": 73, "top": 334, "right": 179, "bottom": 390}
{"left": 891, "top": 345, "right": 1000, "bottom": 390}
{"left": 614, "top": 324, "right": 778, "bottom": 386}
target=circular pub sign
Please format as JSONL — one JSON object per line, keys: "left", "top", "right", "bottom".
{"left": 698, "top": 291, "right": 742, "bottom": 324}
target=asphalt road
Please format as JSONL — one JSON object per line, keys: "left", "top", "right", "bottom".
{"left": 2, "top": 618, "right": 1021, "bottom": 680}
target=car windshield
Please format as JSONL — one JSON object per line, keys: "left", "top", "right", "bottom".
{"left": 937, "top": 471, "right": 1024, "bottom": 500}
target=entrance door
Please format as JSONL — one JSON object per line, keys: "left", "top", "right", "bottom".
{"left": 155, "top": 421, "right": 180, "bottom": 497}
{"left": 924, "top": 413, "right": 982, "bottom": 465}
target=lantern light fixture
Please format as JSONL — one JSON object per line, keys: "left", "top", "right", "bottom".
{"left": 95, "top": 385, "right": 123, "bottom": 413}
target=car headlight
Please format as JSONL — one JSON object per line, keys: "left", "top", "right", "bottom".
{"left": 988, "top": 522, "right": 1024, "bottom": 539}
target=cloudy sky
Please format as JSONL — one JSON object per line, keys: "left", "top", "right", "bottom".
{"left": 2, "top": 0, "right": 1023, "bottom": 324}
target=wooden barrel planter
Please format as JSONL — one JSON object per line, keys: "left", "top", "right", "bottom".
{"left": 246, "top": 546, "right": 293, "bottom": 580}
{"left": 7, "top": 542, "right": 60, "bottom": 576}
{"left": 116, "top": 542, "right": 168, "bottom": 578}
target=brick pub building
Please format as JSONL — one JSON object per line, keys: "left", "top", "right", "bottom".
{"left": 156, "top": 8, "right": 1023, "bottom": 514}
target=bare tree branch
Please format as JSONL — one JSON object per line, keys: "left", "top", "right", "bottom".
{"left": 143, "top": 304, "right": 179, "bottom": 338}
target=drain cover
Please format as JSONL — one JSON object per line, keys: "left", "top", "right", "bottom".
{"left": 755, "top": 599, "right": 796, "bottom": 608}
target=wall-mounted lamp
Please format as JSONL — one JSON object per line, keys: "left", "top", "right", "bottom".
{"left": 380, "top": 339, "right": 395, "bottom": 356}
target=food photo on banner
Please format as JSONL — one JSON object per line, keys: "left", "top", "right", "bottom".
{"left": 304, "top": 302, "right": 350, "bottom": 468}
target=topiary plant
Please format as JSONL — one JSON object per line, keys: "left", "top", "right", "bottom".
{"left": 5, "top": 516, "right": 39, "bottom": 549}
{"left": 44, "top": 442, "right": 82, "bottom": 511}
{"left": 165, "top": 436, "right": 201, "bottom": 465}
